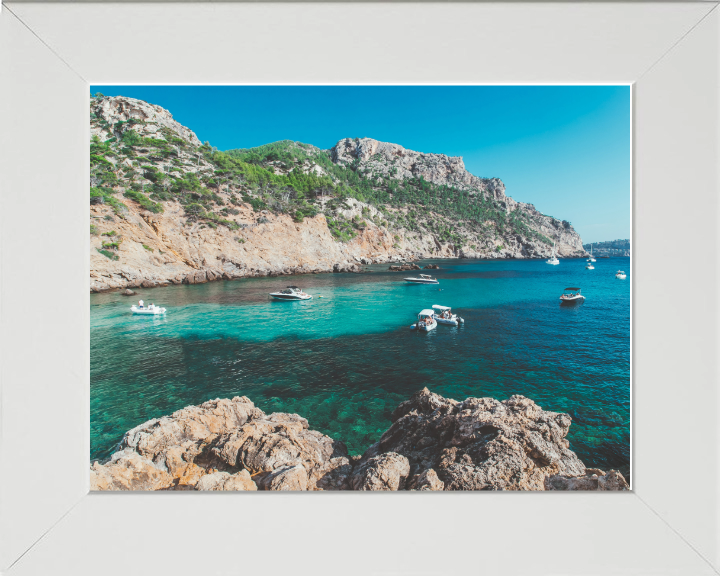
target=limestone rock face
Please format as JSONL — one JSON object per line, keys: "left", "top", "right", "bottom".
{"left": 89, "top": 450, "right": 173, "bottom": 491}
{"left": 90, "top": 389, "right": 625, "bottom": 491}
{"left": 195, "top": 470, "right": 257, "bottom": 491}
{"left": 350, "top": 452, "right": 410, "bottom": 491}
{"left": 89, "top": 98, "right": 587, "bottom": 294}
{"left": 545, "top": 469, "right": 629, "bottom": 491}
{"left": 361, "top": 388, "right": 586, "bottom": 491}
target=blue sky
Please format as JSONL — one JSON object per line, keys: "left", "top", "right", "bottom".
{"left": 91, "top": 85, "right": 630, "bottom": 244}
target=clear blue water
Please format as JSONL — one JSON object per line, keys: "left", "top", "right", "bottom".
{"left": 91, "top": 257, "right": 631, "bottom": 478}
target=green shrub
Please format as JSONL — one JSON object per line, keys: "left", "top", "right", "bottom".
{"left": 101, "top": 231, "right": 116, "bottom": 237}
{"left": 142, "top": 244, "right": 153, "bottom": 252}
{"left": 124, "top": 190, "right": 163, "bottom": 213}
{"left": 102, "top": 241, "right": 120, "bottom": 250}
{"left": 90, "top": 224, "right": 99, "bottom": 235}
{"left": 97, "top": 248, "right": 119, "bottom": 261}
{"left": 235, "top": 237, "right": 246, "bottom": 244}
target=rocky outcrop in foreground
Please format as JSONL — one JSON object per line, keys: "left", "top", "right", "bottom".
{"left": 91, "top": 389, "right": 628, "bottom": 491}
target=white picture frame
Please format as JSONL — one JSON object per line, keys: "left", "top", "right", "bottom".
{"left": 0, "top": 2, "right": 718, "bottom": 574}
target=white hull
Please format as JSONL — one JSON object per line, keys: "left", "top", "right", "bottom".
{"left": 131, "top": 306, "right": 166, "bottom": 315}
{"left": 586, "top": 265, "right": 594, "bottom": 270}
{"left": 411, "top": 320, "right": 437, "bottom": 331}
{"left": 615, "top": 273, "right": 627, "bottom": 279}
{"left": 436, "top": 316, "right": 464, "bottom": 326}
{"left": 405, "top": 278, "right": 439, "bottom": 284}
{"left": 270, "top": 294, "right": 312, "bottom": 301}
{"left": 546, "top": 259, "right": 559, "bottom": 265}
{"left": 560, "top": 295, "right": 585, "bottom": 303}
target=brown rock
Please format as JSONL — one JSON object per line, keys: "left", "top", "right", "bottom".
{"left": 545, "top": 469, "right": 629, "bottom": 491}
{"left": 350, "top": 452, "right": 410, "bottom": 491}
{"left": 89, "top": 450, "right": 173, "bottom": 491}
{"left": 258, "top": 464, "right": 309, "bottom": 491}
{"left": 195, "top": 470, "right": 257, "bottom": 491}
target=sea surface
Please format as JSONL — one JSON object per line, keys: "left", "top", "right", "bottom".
{"left": 91, "top": 257, "right": 631, "bottom": 479}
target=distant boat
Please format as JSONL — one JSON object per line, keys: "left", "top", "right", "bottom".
{"left": 560, "top": 287, "right": 585, "bottom": 304}
{"left": 547, "top": 242, "right": 559, "bottom": 265}
{"left": 405, "top": 274, "right": 439, "bottom": 284}
{"left": 587, "top": 244, "right": 596, "bottom": 263}
{"left": 586, "top": 262, "right": 595, "bottom": 270}
{"left": 615, "top": 271, "right": 627, "bottom": 279}
{"left": 131, "top": 304, "right": 166, "bottom": 315}
{"left": 269, "top": 286, "right": 312, "bottom": 300}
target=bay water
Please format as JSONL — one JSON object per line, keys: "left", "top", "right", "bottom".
{"left": 91, "top": 257, "right": 631, "bottom": 478}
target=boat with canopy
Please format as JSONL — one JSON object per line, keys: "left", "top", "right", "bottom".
{"left": 432, "top": 305, "right": 465, "bottom": 326}
{"left": 410, "top": 309, "right": 437, "bottom": 331}
{"left": 559, "top": 287, "right": 585, "bottom": 304}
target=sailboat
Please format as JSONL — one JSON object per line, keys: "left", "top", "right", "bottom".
{"left": 546, "top": 242, "right": 559, "bottom": 265}
{"left": 587, "top": 244, "right": 596, "bottom": 263}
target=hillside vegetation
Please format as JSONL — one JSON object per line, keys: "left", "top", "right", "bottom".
{"left": 89, "top": 95, "right": 586, "bottom": 292}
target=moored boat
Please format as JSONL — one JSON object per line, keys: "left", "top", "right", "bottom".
{"left": 410, "top": 309, "right": 437, "bottom": 331}
{"left": 559, "top": 287, "right": 585, "bottom": 304}
{"left": 585, "top": 262, "right": 595, "bottom": 270}
{"left": 405, "top": 274, "right": 439, "bottom": 284}
{"left": 547, "top": 241, "right": 559, "bottom": 265}
{"left": 269, "top": 286, "right": 313, "bottom": 301}
{"left": 432, "top": 305, "right": 465, "bottom": 326}
{"left": 615, "top": 270, "right": 627, "bottom": 279}
{"left": 131, "top": 302, "right": 166, "bottom": 315}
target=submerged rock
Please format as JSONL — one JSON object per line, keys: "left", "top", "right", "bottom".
{"left": 121, "top": 288, "right": 136, "bottom": 296}
{"left": 90, "top": 389, "right": 628, "bottom": 491}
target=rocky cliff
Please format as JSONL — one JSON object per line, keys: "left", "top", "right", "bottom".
{"left": 89, "top": 95, "right": 587, "bottom": 292}
{"left": 90, "top": 388, "right": 628, "bottom": 491}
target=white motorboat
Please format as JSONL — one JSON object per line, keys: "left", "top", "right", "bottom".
{"left": 585, "top": 262, "right": 595, "bottom": 270}
{"left": 559, "top": 287, "right": 585, "bottom": 304}
{"left": 546, "top": 241, "right": 559, "bottom": 265}
{"left": 587, "top": 244, "right": 596, "bottom": 263}
{"left": 269, "top": 286, "right": 313, "bottom": 301}
{"left": 411, "top": 309, "right": 437, "bottom": 331}
{"left": 405, "top": 274, "right": 439, "bottom": 284}
{"left": 131, "top": 304, "right": 166, "bottom": 315}
{"left": 432, "top": 305, "right": 465, "bottom": 326}
{"left": 410, "top": 309, "right": 437, "bottom": 332}
{"left": 615, "top": 270, "right": 627, "bottom": 279}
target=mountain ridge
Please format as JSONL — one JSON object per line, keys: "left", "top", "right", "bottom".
{"left": 89, "top": 95, "right": 587, "bottom": 292}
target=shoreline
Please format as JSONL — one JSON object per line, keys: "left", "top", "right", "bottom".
{"left": 90, "top": 388, "right": 629, "bottom": 492}
{"left": 90, "top": 254, "right": 601, "bottom": 294}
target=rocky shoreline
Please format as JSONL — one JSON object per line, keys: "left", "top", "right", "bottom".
{"left": 90, "top": 388, "right": 628, "bottom": 491}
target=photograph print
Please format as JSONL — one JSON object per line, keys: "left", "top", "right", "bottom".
{"left": 89, "top": 85, "right": 630, "bottom": 492}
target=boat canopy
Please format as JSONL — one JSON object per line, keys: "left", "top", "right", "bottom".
{"left": 564, "top": 287, "right": 581, "bottom": 291}
{"left": 287, "top": 286, "right": 300, "bottom": 289}
{"left": 616, "top": 271, "right": 625, "bottom": 274}
{"left": 432, "top": 305, "right": 451, "bottom": 311}
{"left": 419, "top": 274, "right": 432, "bottom": 278}
{"left": 418, "top": 309, "right": 435, "bottom": 316}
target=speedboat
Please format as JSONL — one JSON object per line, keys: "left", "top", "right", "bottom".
{"left": 585, "top": 262, "right": 595, "bottom": 270}
{"left": 269, "top": 286, "right": 312, "bottom": 300}
{"left": 405, "top": 274, "right": 439, "bottom": 284}
{"left": 615, "top": 270, "right": 627, "bottom": 279}
{"left": 131, "top": 304, "right": 166, "bottom": 315}
{"left": 547, "top": 241, "right": 559, "bottom": 265}
{"left": 559, "top": 287, "right": 585, "bottom": 304}
{"left": 411, "top": 309, "right": 437, "bottom": 331}
{"left": 432, "top": 305, "right": 465, "bottom": 326}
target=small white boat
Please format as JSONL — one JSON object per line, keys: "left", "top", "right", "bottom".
{"left": 432, "top": 305, "right": 465, "bottom": 326}
{"left": 585, "top": 262, "right": 595, "bottom": 270}
{"left": 615, "top": 270, "right": 627, "bottom": 279}
{"left": 560, "top": 287, "right": 585, "bottom": 304}
{"left": 269, "top": 286, "right": 312, "bottom": 301}
{"left": 547, "top": 241, "right": 559, "bottom": 265}
{"left": 131, "top": 304, "right": 166, "bottom": 315}
{"left": 405, "top": 274, "right": 439, "bottom": 284}
{"left": 410, "top": 309, "right": 437, "bottom": 331}
{"left": 587, "top": 244, "right": 596, "bottom": 263}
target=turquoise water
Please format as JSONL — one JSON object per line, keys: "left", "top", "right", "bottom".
{"left": 91, "top": 257, "right": 631, "bottom": 478}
